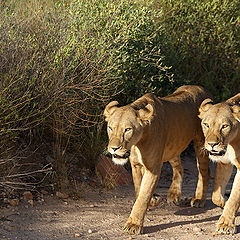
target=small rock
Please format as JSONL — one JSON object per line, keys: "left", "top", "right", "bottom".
{"left": 75, "top": 233, "right": 81, "bottom": 238}
{"left": 88, "top": 229, "right": 92, "bottom": 234}
{"left": 23, "top": 191, "right": 33, "bottom": 200}
{"left": 56, "top": 191, "right": 69, "bottom": 199}
{"left": 129, "top": 236, "right": 133, "bottom": 240}
{"left": 193, "top": 226, "right": 202, "bottom": 233}
{"left": 28, "top": 199, "right": 34, "bottom": 206}
{"left": 90, "top": 204, "right": 95, "bottom": 208}
{"left": 9, "top": 199, "right": 19, "bottom": 207}
{"left": 37, "top": 193, "right": 44, "bottom": 202}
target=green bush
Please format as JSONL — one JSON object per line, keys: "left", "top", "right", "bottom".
{"left": 0, "top": 0, "right": 117, "bottom": 190}
{"left": 0, "top": 0, "right": 173, "bottom": 190}
{"left": 154, "top": 0, "right": 240, "bottom": 100}
{"left": 0, "top": 0, "right": 239, "bottom": 191}
{"left": 68, "top": 0, "right": 174, "bottom": 104}
{"left": 0, "top": 0, "right": 173, "bottom": 145}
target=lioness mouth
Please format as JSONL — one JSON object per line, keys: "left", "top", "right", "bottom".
{"left": 113, "top": 151, "right": 130, "bottom": 159}
{"left": 209, "top": 150, "right": 226, "bottom": 157}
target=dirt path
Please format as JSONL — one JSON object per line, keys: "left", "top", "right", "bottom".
{"left": 0, "top": 155, "right": 239, "bottom": 240}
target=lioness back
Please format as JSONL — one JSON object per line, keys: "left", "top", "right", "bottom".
{"left": 136, "top": 85, "right": 211, "bottom": 161}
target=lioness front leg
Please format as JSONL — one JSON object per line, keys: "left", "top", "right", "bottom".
{"left": 130, "top": 149, "right": 161, "bottom": 207}
{"left": 191, "top": 137, "right": 210, "bottom": 208}
{"left": 123, "top": 169, "right": 160, "bottom": 234}
{"left": 216, "top": 169, "right": 240, "bottom": 234}
{"left": 130, "top": 161, "right": 144, "bottom": 199}
{"left": 167, "top": 156, "right": 183, "bottom": 205}
{"left": 212, "top": 162, "right": 233, "bottom": 208}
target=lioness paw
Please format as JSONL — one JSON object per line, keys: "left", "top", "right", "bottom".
{"left": 216, "top": 216, "right": 236, "bottom": 235}
{"left": 149, "top": 193, "right": 162, "bottom": 207}
{"left": 167, "top": 191, "right": 180, "bottom": 205}
{"left": 123, "top": 218, "right": 143, "bottom": 235}
{"left": 190, "top": 198, "right": 205, "bottom": 208}
{"left": 212, "top": 194, "right": 225, "bottom": 208}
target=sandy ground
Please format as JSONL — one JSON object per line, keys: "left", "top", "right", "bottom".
{"left": 0, "top": 154, "right": 240, "bottom": 240}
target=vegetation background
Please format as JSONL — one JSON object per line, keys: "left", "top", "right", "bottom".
{"left": 0, "top": 0, "right": 239, "bottom": 195}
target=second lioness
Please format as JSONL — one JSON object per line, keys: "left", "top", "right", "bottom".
{"left": 104, "top": 85, "right": 211, "bottom": 234}
{"left": 199, "top": 94, "right": 240, "bottom": 234}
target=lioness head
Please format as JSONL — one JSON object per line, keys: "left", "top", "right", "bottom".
{"left": 104, "top": 100, "right": 154, "bottom": 165}
{"left": 199, "top": 98, "right": 240, "bottom": 162}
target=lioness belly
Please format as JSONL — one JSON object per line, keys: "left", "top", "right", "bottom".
{"left": 162, "top": 133, "right": 194, "bottom": 162}
{"left": 161, "top": 104, "right": 197, "bottom": 162}
{"left": 162, "top": 145, "right": 190, "bottom": 162}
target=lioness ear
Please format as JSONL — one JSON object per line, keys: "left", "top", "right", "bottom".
{"left": 138, "top": 103, "right": 154, "bottom": 123}
{"left": 231, "top": 104, "right": 240, "bottom": 122}
{"left": 104, "top": 101, "right": 119, "bottom": 121}
{"left": 226, "top": 93, "right": 240, "bottom": 122}
{"left": 226, "top": 93, "right": 240, "bottom": 105}
{"left": 199, "top": 98, "right": 214, "bottom": 119}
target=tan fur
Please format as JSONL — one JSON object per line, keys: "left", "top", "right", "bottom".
{"left": 199, "top": 93, "right": 240, "bottom": 234}
{"left": 104, "top": 85, "right": 211, "bottom": 234}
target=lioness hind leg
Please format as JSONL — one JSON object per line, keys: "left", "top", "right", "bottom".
{"left": 167, "top": 156, "right": 183, "bottom": 205}
{"left": 191, "top": 137, "right": 210, "bottom": 208}
{"left": 213, "top": 162, "right": 233, "bottom": 208}
{"left": 216, "top": 170, "right": 240, "bottom": 234}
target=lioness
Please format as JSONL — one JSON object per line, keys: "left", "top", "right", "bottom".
{"left": 199, "top": 94, "right": 240, "bottom": 234}
{"left": 104, "top": 85, "right": 211, "bottom": 234}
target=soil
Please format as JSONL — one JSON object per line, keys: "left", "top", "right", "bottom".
{"left": 0, "top": 153, "right": 240, "bottom": 240}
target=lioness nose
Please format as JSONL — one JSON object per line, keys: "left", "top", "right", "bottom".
{"left": 112, "top": 146, "right": 120, "bottom": 152}
{"left": 208, "top": 142, "right": 219, "bottom": 148}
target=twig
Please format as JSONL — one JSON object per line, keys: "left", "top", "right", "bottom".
{"left": 5, "top": 167, "right": 52, "bottom": 178}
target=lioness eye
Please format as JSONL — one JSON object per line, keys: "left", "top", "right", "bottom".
{"left": 203, "top": 122, "right": 209, "bottom": 128}
{"left": 125, "top": 128, "right": 132, "bottom": 132}
{"left": 222, "top": 124, "right": 229, "bottom": 129}
{"left": 107, "top": 126, "right": 112, "bottom": 131}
